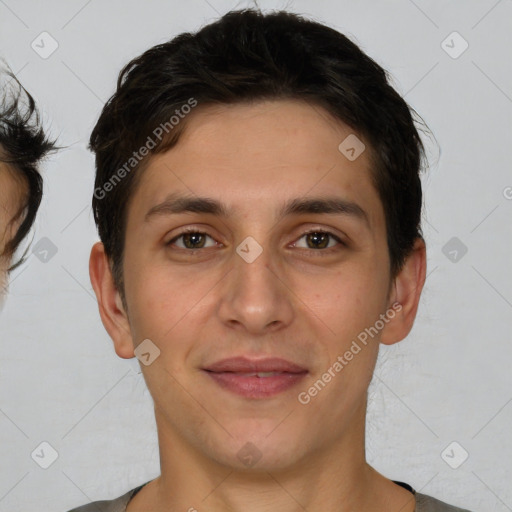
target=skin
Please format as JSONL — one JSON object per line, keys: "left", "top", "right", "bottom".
{"left": 90, "top": 99, "right": 426, "bottom": 512}
{"left": 0, "top": 163, "right": 26, "bottom": 299}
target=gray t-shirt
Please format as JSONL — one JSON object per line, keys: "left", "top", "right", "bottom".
{"left": 67, "top": 480, "right": 473, "bottom": 512}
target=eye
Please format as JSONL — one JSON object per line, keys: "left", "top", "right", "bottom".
{"left": 166, "top": 228, "right": 345, "bottom": 253}
{"left": 166, "top": 228, "right": 218, "bottom": 250}
{"left": 293, "top": 229, "right": 345, "bottom": 254}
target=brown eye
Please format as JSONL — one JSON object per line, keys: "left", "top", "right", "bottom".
{"left": 294, "top": 230, "right": 345, "bottom": 253}
{"left": 167, "top": 230, "right": 216, "bottom": 250}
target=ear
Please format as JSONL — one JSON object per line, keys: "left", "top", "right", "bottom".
{"left": 89, "top": 241, "right": 135, "bottom": 358}
{"left": 380, "top": 237, "right": 427, "bottom": 345}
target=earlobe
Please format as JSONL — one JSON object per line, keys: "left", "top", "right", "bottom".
{"left": 89, "top": 241, "right": 135, "bottom": 359}
{"left": 380, "top": 237, "right": 427, "bottom": 345}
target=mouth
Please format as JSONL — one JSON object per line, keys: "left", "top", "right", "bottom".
{"left": 202, "top": 356, "right": 308, "bottom": 399}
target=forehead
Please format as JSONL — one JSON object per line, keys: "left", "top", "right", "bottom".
{"left": 162, "top": 99, "right": 369, "bottom": 171}
{"left": 129, "top": 99, "right": 384, "bottom": 232}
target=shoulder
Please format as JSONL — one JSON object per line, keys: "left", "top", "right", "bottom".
{"left": 65, "top": 485, "right": 140, "bottom": 512}
{"left": 415, "top": 492, "right": 473, "bottom": 512}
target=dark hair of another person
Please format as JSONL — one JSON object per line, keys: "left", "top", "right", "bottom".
{"left": 0, "top": 67, "right": 56, "bottom": 270}
{"left": 90, "top": 8, "right": 433, "bottom": 302}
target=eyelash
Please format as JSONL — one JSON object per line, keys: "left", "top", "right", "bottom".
{"left": 166, "top": 227, "right": 346, "bottom": 256}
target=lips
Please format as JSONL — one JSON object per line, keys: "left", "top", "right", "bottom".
{"left": 202, "top": 357, "right": 308, "bottom": 399}
{"left": 203, "top": 356, "right": 307, "bottom": 374}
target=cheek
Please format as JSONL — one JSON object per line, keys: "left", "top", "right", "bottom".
{"left": 125, "top": 259, "right": 219, "bottom": 341}
{"left": 294, "top": 264, "right": 387, "bottom": 329}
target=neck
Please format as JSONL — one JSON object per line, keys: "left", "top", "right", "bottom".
{"left": 127, "top": 400, "right": 415, "bottom": 512}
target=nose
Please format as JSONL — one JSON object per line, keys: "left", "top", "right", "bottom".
{"left": 216, "top": 239, "right": 295, "bottom": 335}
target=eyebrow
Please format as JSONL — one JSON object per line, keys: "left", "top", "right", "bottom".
{"left": 145, "top": 193, "right": 370, "bottom": 228}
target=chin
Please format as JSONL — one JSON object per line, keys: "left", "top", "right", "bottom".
{"left": 208, "top": 423, "right": 307, "bottom": 472}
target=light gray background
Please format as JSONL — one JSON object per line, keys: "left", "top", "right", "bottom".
{"left": 0, "top": 1, "right": 511, "bottom": 511}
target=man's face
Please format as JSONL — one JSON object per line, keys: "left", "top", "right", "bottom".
{"left": 115, "top": 100, "right": 395, "bottom": 469}
{"left": 0, "top": 164, "right": 25, "bottom": 302}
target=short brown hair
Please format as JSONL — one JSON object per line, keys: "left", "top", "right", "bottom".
{"left": 0, "top": 66, "right": 56, "bottom": 269}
